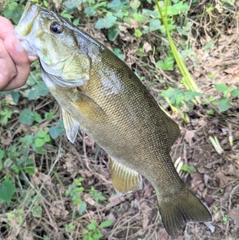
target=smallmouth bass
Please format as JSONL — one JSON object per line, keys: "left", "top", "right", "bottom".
{"left": 15, "top": 2, "right": 211, "bottom": 236}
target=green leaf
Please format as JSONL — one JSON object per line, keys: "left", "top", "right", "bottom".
{"left": 166, "top": 2, "right": 189, "bottom": 16}
{"left": 113, "top": 48, "right": 125, "bottom": 60}
{"left": 0, "top": 108, "right": 13, "bottom": 126}
{"left": 87, "top": 220, "right": 97, "bottom": 231}
{"left": 181, "top": 164, "right": 196, "bottom": 173}
{"left": 32, "top": 111, "right": 42, "bottom": 123}
{"left": 99, "top": 220, "right": 113, "bottom": 228}
{"left": 11, "top": 91, "right": 20, "bottom": 103}
{"left": 73, "top": 17, "right": 80, "bottom": 26}
{"left": 95, "top": 15, "right": 117, "bottom": 29}
{"left": 95, "top": 19, "right": 107, "bottom": 29}
{"left": 206, "top": 6, "right": 214, "bottom": 13}
{"left": 35, "top": 139, "right": 45, "bottom": 147}
{"left": 20, "top": 135, "right": 34, "bottom": 145}
{"left": 0, "top": 179, "right": 16, "bottom": 205}
{"left": 156, "top": 56, "right": 175, "bottom": 70}
{"left": 149, "top": 19, "right": 161, "bottom": 31}
{"left": 65, "top": 223, "right": 75, "bottom": 231}
{"left": 38, "top": 130, "right": 47, "bottom": 138}
{"left": 3, "top": 2, "right": 24, "bottom": 24}
{"left": 85, "top": 6, "right": 96, "bottom": 17}
{"left": 231, "top": 87, "right": 239, "bottom": 97}
{"left": 108, "top": 27, "right": 119, "bottom": 41}
{"left": 217, "top": 98, "right": 231, "bottom": 112}
{"left": 134, "top": 29, "right": 142, "bottom": 37}
{"left": 28, "top": 82, "right": 49, "bottom": 100}
{"left": 78, "top": 201, "right": 87, "bottom": 214}
{"left": 45, "top": 111, "right": 55, "bottom": 120}
{"left": 19, "top": 109, "right": 33, "bottom": 125}
{"left": 44, "top": 134, "right": 51, "bottom": 142}
{"left": 63, "top": 0, "right": 81, "bottom": 11}
{"left": 49, "top": 120, "right": 65, "bottom": 139}
{"left": 133, "top": 12, "right": 146, "bottom": 22}
{"left": 130, "top": 0, "right": 140, "bottom": 9}
{"left": 161, "top": 89, "right": 174, "bottom": 98}
{"left": 32, "top": 144, "right": 43, "bottom": 154}
{"left": 23, "top": 165, "right": 35, "bottom": 175}
{"left": 32, "top": 205, "right": 42, "bottom": 217}
{"left": 214, "top": 84, "right": 228, "bottom": 93}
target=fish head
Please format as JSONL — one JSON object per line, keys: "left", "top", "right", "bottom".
{"left": 15, "top": 2, "right": 77, "bottom": 65}
{"left": 15, "top": 2, "right": 91, "bottom": 87}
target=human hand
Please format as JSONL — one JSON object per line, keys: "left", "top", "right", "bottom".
{"left": 0, "top": 16, "right": 38, "bottom": 91}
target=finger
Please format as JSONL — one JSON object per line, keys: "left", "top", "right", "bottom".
{"left": 2, "top": 35, "right": 30, "bottom": 90}
{"left": 29, "top": 55, "right": 38, "bottom": 63}
{"left": 0, "top": 17, "right": 14, "bottom": 40}
{"left": 0, "top": 39, "right": 17, "bottom": 90}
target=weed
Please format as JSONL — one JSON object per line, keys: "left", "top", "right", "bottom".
{"left": 66, "top": 177, "right": 87, "bottom": 213}
{"left": 213, "top": 84, "right": 239, "bottom": 112}
{"left": 89, "top": 186, "right": 106, "bottom": 202}
{"left": 0, "top": 178, "right": 15, "bottom": 205}
{"left": 181, "top": 164, "right": 196, "bottom": 173}
{"left": 65, "top": 222, "right": 75, "bottom": 232}
{"left": 222, "top": 214, "right": 230, "bottom": 223}
{"left": 0, "top": 107, "right": 13, "bottom": 126}
{"left": 83, "top": 219, "right": 113, "bottom": 240}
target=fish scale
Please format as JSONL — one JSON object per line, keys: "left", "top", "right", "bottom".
{"left": 15, "top": 2, "right": 212, "bottom": 236}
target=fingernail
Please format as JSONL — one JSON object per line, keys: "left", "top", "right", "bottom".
{"left": 13, "top": 38, "right": 24, "bottom": 52}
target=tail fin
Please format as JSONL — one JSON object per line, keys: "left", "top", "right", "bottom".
{"left": 158, "top": 188, "right": 212, "bottom": 237}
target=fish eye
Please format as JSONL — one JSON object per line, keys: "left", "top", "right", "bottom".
{"left": 50, "top": 22, "right": 63, "bottom": 34}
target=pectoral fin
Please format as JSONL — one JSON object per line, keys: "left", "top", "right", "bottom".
{"left": 68, "top": 88, "right": 106, "bottom": 122}
{"left": 62, "top": 108, "right": 80, "bottom": 143}
{"left": 109, "top": 157, "right": 142, "bottom": 194}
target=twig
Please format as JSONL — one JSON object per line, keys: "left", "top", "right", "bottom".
{"left": 226, "top": 183, "right": 239, "bottom": 235}
{"left": 210, "top": 177, "right": 239, "bottom": 195}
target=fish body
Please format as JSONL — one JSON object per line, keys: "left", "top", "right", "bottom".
{"left": 15, "top": 2, "right": 211, "bottom": 236}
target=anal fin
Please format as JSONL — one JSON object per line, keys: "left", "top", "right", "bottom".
{"left": 109, "top": 157, "right": 142, "bottom": 194}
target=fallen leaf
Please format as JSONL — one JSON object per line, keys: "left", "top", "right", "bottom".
{"left": 84, "top": 194, "right": 96, "bottom": 206}
{"left": 50, "top": 200, "right": 69, "bottom": 219}
{"left": 229, "top": 204, "right": 239, "bottom": 224}
{"left": 143, "top": 42, "right": 152, "bottom": 53}
{"left": 215, "top": 172, "right": 228, "bottom": 187}
{"left": 184, "top": 130, "right": 196, "bottom": 146}
{"left": 190, "top": 172, "right": 204, "bottom": 191}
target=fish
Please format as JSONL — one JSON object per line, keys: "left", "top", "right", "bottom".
{"left": 15, "top": 2, "right": 211, "bottom": 236}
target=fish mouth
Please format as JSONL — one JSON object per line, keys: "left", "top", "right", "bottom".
{"left": 15, "top": 1, "right": 39, "bottom": 37}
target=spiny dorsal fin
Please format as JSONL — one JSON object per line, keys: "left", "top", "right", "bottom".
{"left": 109, "top": 157, "right": 142, "bottom": 194}
{"left": 62, "top": 108, "right": 80, "bottom": 143}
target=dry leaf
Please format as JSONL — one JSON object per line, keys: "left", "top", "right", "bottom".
{"left": 143, "top": 42, "right": 152, "bottom": 53}
{"left": 184, "top": 130, "right": 196, "bottom": 146}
